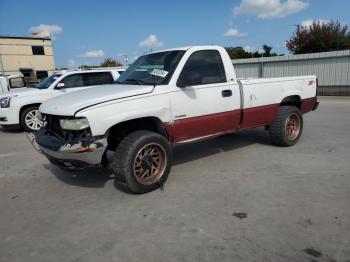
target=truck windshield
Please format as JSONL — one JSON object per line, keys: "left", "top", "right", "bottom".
{"left": 35, "top": 74, "right": 62, "bottom": 89}
{"left": 117, "top": 50, "right": 185, "bottom": 86}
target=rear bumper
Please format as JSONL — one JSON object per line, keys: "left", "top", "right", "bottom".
{"left": 35, "top": 129, "right": 107, "bottom": 167}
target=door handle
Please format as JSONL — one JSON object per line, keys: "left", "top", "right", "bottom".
{"left": 222, "top": 89, "right": 232, "bottom": 97}
{"left": 250, "top": 94, "right": 256, "bottom": 100}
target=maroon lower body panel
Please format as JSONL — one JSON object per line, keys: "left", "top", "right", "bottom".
{"left": 301, "top": 97, "right": 317, "bottom": 113}
{"left": 164, "top": 110, "right": 241, "bottom": 144}
{"left": 164, "top": 97, "right": 317, "bottom": 144}
{"left": 240, "top": 103, "right": 280, "bottom": 129}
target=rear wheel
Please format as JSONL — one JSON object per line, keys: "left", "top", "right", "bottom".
{"left": 269, "top": 106, "right": 303, "bottom": 146}
{"left": 112, "top": 130, "right": 172, "bottom": 194}
{"left": 20, "top": 106, "right": 44, "bottom": 132}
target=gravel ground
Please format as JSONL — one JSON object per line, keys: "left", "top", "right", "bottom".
{"left": 0, "top": 96, "right": 349, "bottom": 262}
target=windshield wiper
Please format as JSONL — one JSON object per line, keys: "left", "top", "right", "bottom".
{"left": 123, "top": 78, "right": 145, "bottom": 85}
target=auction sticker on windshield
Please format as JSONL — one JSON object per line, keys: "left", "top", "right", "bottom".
{"left": 150, "top": 69, "right": 168, "bottom": 78}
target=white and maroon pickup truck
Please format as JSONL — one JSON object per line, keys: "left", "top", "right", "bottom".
{"left": 35, "top": 46, "right": 319, "bottom": 193}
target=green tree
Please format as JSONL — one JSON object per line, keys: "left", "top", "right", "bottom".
{"left": 225, "top": 47, "right": 258, "bottom": 59}
{"left": 225, "top": 45, "right": 279, "bottom": 59}
{"left": 99, "top": 58, "right": 123, "bottom": 67}
{"left": 286, "top": 20, "right": 350, "bottom": 54}
{"left": 78, "top": 64, "right": 98, "bottom": 69}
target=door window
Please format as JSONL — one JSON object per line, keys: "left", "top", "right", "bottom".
{"left": 60, "top": 74, "right": 84, "bottom": 88}
{"left": 9, "top": 77, "right": 26, "bottom": 88}
{"left": 32, "top": 46, "right": 45, "bottom": 55}
{"left": 177, "top": 50, "right": 226, "bottom": 87}
{"left": 85, "top": 72, "right": 114, "bottom": 86}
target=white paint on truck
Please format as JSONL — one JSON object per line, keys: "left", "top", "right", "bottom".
{"left": 35, "top": 45, "right": 318, "bottom": 193}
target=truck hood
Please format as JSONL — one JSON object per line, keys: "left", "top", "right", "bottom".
{"left": 1, "top": 87, "right": 43, "bottom": 98}
{"left": 8, "top": 87, "right": 29, "bottom": 94}
{"left": 40, "top": 84, "right": 154, "bottom": 116}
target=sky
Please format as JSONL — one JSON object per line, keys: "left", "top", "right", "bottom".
{"left": 0, "top": 0, "right": 349, "bottom": 68}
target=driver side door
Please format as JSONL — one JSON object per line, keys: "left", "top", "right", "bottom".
{"left": 166, "top": 50, "right": 241, "bottom": 143}
{"left": 56, "top": 73, "right": 86, "bottom": 94}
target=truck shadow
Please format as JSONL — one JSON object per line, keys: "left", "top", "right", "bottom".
{"left": 47, "top": 127, "right": 273, "bottom": 190}
{"left": 172, "top": 127, "right": 271, "bottom": 165}
{"left": 44, "top": 164, "right": 114, "bottom": 189}
{"left": 0, "top": 126, "right": 23, "bottom": 133}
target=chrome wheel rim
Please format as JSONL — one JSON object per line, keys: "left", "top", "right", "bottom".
{"left": 25, "top": 109, "right": 44, "bottom": 131}
{"left": 133, "top": 143, "right": 167, "bottom": 185}
{"left": 284, "top": 113, "right": 300, "bottom": 140}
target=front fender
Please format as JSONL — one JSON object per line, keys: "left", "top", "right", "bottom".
{"left": 76, "top": 95, "right": 172, "bottom": 136}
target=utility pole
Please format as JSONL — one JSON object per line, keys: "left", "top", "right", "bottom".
{"left": 260, "top": 52, "right": 264, "bottom": 78}
{"left": 0, "top": 51, "right": 5, "bottom": 75}
{"left": 123, "top": 54, "right": 129, "bottom": 67}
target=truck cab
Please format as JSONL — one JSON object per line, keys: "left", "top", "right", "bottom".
{"left": 0, "top": 74, "right": 27, "bottom": 93}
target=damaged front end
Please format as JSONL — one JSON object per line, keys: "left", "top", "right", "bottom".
{"left": 35, "top": 115, "right": 107, "bottom": 169}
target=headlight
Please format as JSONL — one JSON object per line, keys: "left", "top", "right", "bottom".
{"left": 59, "top": 118, "right": 90, "bottom": 130}
{"left": 0, "top": 97, "right": 11, "bottom": 108}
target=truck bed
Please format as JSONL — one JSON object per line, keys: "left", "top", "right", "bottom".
{"left": 238, "top": 75, "right": 317, "bottom": 129}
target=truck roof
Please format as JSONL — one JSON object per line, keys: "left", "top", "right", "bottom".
{"left": 0, "top": 74, "right": 24, "bottom": 79}
{"left": 54, "top": 68, "right": 125, "bottom": 75}
{"left": 149, "top": 45, "right": 224, "bottom": 54}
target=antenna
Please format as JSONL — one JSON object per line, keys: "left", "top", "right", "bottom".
{"left": 123, "top": 54, "right": 129, "bottom": 66}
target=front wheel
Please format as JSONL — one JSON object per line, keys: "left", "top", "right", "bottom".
{"left": 269, "top": 106, "right": 303, "bottom": 146}
{"left": 20, "top": 106, "right": 44, "bottom": 132}
{"left": 112, "top": 130, "right": 172, "bottom": 194}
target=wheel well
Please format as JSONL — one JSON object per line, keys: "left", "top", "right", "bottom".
{"left": 280, "top": 95, "right": 301, "bottom": 109}
{"left": 107, "top": 117, "right": 168, "bottom": 151}
{"left": 19, "top": 103, "right": 41, "bottom": 119}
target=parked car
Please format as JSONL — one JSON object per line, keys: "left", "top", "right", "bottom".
{"left": 0, "top": 69, "right": 124, "bottom": 132}
{"left": 0, "top": 74, "right": 27, "bottom": 93}
{"left": 35, "top": 46, "right": 319, "bottom": 193}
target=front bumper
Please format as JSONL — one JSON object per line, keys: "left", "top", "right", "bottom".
{"left": 0, "top": 107, "right": 20, "bottom": 125}
{"left": 35, "top": 129, "right": 108, "bottom": 167}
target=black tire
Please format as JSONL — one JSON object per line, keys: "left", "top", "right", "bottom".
{"left": 20, "top": 106, "right": 43, "bottom": 132}
{"left": 112, "top": 130, "right": 172, "bottom": 194}
{"left": 1, "top": 125, "right": 13, "bottom": 130}
{"left": 269, "top": 106, "right": 303, "bottom": 147}
{"left": 0, "top": 124, "right": 21, "bottom": 131}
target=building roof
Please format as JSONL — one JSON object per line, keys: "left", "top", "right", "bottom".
{"left": 0, "top": 35, "right": 51, "bottom": 41}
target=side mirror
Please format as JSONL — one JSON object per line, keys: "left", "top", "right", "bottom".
{"left": 55, "top": 83, "right": 65, "bottom": 90}
{"left": 177, "top": 72, "right": 201, "bottom": 88}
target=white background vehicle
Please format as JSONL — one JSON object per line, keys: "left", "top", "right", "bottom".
{"left": 36, "top": 46, "right": 318, "bottom": 193}
{"left": 0, "top": 69, "right": 125, "bottom": 131}
{"left": 0, "top": 74, "right": 27, "bottom": 93}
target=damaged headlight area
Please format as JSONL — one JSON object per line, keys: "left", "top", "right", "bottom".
{"left": 0, "top": 96, "right": 11, "bottom": 108}
{"left": 60, "top": 117, "right": 90, "bottom": 130}
{"left": 35, "top": 115, "right": 107, "bottom": 167}
{"left": 42, "top": 115, "right": 93, "bottom": 144}
{"left": 38, "top": 115, "right": 95, "bottom": 150}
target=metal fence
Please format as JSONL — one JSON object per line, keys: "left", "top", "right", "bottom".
{"left": 232, "top": 50, "right": 350, "bottom": 96}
